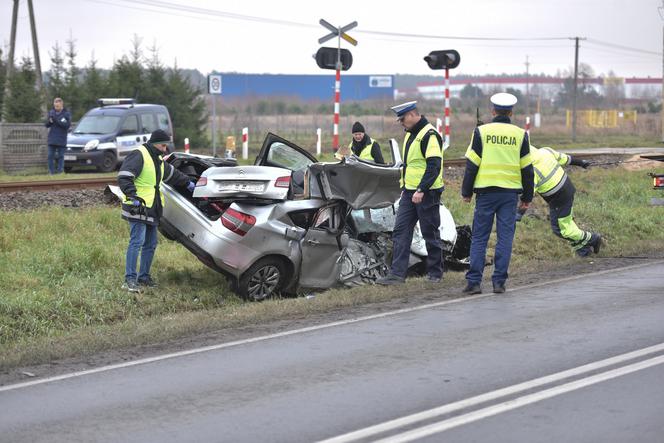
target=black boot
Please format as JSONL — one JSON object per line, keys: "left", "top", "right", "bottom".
{"left": 588, "top": 233, "right": 602, "bottom": 254}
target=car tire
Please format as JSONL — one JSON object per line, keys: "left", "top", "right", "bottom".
{"left": 64, "top": 166, "right": 73, "bottom": 173}
{"left": 98, "top": 151, "right": 117, "bottom": 172}
{"left": 238, "top": 257, "right": 288, "bottom": 302}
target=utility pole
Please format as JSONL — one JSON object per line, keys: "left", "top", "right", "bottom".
{"left": 1, "top": 0, "right": 19, "bottom": 122}
{"left": 659, "top": 1, "right": 664, "bottom": 142}
{"left": 27, "top": 0, "right": 43, "bottom": 92}
{"left": 571, "top": 37, "right": 580, "bottom": 142}
{"left": 525, "top": 55, "right": 530, "bottom": 119}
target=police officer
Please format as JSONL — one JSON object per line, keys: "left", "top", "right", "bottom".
{"left": 377, "top": 101, "right": 444, "bottom": 285}
{"left": 461, "top": 93, "right": 534, "bottom": 294}
{"left": 118, "top": 129, "right": 195, "bottom": 292}
{"left": 348, "top": 121, "right": 384, "bottom": 163}
{"left": 523, "top": 145, "right": 602, "bottom": 256}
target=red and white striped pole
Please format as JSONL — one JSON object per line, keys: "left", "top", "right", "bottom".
{"left": 242, "top": 127, "right": 248, "bottom": 159}
{"left": 184, "top": 137, "right": 190, "bottom": 154}
{"left": 316, "top": 128, "right": 322, "bottom": 156}
{"left": 443, "top": 68, "right": 451, "bottom": 149}
{"left": 525, "top": 116, "right": 531, "bottom": 135}
{"left": 333, "top": 67, "right": 341, "bottom": 151}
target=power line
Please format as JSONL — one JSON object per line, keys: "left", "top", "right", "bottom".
{"left": 586, "top": 38, "right": 660, "bottom": 56}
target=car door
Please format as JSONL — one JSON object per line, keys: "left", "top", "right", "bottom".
{"left": 298, "top": 203, "right": 349, "bottom": 289}
{"left": 254, "top": 133, "right": 318, "bottom": 170}
{"left": 116, "top": 114, "right": 143, "bottom": 160}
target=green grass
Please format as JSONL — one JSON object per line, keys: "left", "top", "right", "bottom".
{"left": 1, "top": 167, "right": 663, "bottom": 369}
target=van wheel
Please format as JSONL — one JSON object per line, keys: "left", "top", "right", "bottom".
{"left": 98, "top": 152, "right": 117, "bottom": 172}
{"left": 238, "top": 257, "right": 287, "bottom": 301}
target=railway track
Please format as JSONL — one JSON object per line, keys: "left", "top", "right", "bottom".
{"left": 0, "top": 177, "right": 117, "bottom": 194}
{"left": 0, "top": 152, "right": 630, "bottom": 194}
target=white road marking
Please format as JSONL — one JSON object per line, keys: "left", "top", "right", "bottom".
{"left": 318, "top": 342, "right": 664, "bottom": 443}
{"left": 0, "top": 260, "right": 661, "bottom": 393}
{"left": 373, "top": 354, "right": 664, "bottom": 443}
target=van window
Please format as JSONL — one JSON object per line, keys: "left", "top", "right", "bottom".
{"left": 140, "top": 113, "right": 158, "bottom": 133}
{"left": 156, "top": 112, "right": 170, "bottom": 132}
{"left": 120, "top": 115, "right": 139, "bottom": 135}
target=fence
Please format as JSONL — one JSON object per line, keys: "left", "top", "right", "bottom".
{"left": 565, "top": 110, "right": 638, "bottom": 128}
{"left": 0, "top": 123, "right": 48, "bottom": 173}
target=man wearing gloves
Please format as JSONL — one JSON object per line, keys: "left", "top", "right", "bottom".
{"left": 118, "top": 129, "right": 195, "bottom": 292}
{"left": 523, "top": 145, "right": 602, "bottom": 257}
{"left": 348, "top": 121, "right": 384, "bottom": 163}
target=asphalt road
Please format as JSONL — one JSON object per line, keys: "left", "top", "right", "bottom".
{"left": 1, "top": 262, "right": 663, "bottom": 443}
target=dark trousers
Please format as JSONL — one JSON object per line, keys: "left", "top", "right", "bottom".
{"left": 47, "top": 145, "right": 65, "bottom": 174}
{"left": 390, "top": 189, "right": 443, "bottom": 279}
{"left": 466, "top": 192, "right": 518, "bottom": 286}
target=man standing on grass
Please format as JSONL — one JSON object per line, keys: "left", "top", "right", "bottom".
{"left": 461, "top": 93, "right": 534, "bottom": 295}
{"left": 118, "top": 129, "right": 195, "bottom": 293}
{"left": 45, "top": 97, "right": 71, "bottom": 175}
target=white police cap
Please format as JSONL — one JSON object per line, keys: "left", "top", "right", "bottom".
{"left": 390, "top": 101, "right": 417, "bottom": 117}
{"left": 490, "top": 92, "right": 518, "bottom": 110}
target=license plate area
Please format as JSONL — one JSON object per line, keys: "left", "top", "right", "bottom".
{"left": 217, "top": 181, "right": 265, "bottom": 193}
{"left": 64, "top": 155, "right": 76, "bottom": 161}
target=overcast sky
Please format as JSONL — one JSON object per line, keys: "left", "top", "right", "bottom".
{"left": 3, "top": 0, "right": 662, "bottom": 78}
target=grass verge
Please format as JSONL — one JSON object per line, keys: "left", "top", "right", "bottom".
{"left": 1, "top": 166, "right": 663, "bottom": 369}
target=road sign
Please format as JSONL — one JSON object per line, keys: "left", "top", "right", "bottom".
{"left": 208, "top": 74, "right": 222, "bottom": 95}
{"left": 315, "top": 47, "right": 353, "bottom": 70}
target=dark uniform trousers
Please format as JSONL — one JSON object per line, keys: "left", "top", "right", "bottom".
{"left": 390, "top": 189, "right": 443, "bottom": 279}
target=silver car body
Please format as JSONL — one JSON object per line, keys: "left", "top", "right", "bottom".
{"left": 156, "top": 133, "right": 465, "bottom": 299}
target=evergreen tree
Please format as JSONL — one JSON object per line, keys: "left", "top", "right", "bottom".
{"left": 165, "top": 62, "right": 208, "bottom": 148}
{"left": 5, "top": 57, "right": 43, "bottom": 123}
{"left": 0, "top": 48, "right": 6, "bottom": 114}
{"left": 142, "top": 43, "right": 168, "bottom": 105}
{"left": 63, "top": 36, "right": 84, "bottom": 119}
{"left": 81, "top": 53, "right": 107, "bottom": 112}
{"left": 47, "top": 42, "right": 66, "bottom": 100}
{"left": 107, "top": 35, "right": 144, "bottom": 99}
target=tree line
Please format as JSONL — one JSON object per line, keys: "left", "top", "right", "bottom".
{"left": 0, "top": 36, "right": 208, "bottom": 147}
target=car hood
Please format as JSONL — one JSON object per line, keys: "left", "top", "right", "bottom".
{"left": 67, "top": 133, "right": 115, "bottom": 146}
{"left": 308, "top": 157, "right": 401, "bottom": 209}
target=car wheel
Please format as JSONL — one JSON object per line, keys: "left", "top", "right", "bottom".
{"left": 238, "top": 257, "right": 287, "bottom": 301}
{"left": 98, "top": 151, "right": 117, "bottom": 172}
{"left": 64, "top": 166, "right": 73, "bottom": 173}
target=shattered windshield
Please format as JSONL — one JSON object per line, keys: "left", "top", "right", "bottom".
{"left": 74, "top": 115, "right": 121, "bottom": 135}
{"left": 350, "top": 207, "right": 396, "bottom": 233}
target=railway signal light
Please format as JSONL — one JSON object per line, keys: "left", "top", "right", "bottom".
{"left": 315, "top": 47, "right": 353, "bottom": 71}
{"left": 423, "top": 50, "right": 461, "bottom": 70}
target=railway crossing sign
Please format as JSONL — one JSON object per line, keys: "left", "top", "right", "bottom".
{"left": 318, "top": 19, "right": 358, "bottom": 46}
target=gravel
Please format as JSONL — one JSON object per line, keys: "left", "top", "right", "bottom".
{"left": 0, "top": 189, "right": 116, "bottom": 212}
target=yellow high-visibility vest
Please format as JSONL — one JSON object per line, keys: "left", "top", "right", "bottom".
{"left": 348, "top": 138, "right": 377, "bottom": 161}
{"left": 465, "top": 122, "right": 530, "bottom": 189}
{"left": 531, "top": 146, "right": 569, "bottom": 196}
{"left": 129, "top": 145, "right": 164, "bottom": 208}
{"left": 401, "top": 123, "right": 443, "bottom": 190}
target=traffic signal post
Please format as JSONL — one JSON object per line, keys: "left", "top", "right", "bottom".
{"left": 424, "top": 50, "right": 460, "bottom": 149}
{"left": 317, "top": 19, "right": 357, "bottom": 151}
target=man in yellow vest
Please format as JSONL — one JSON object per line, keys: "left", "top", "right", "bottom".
{"left": 522, "top": 145, "right": 601, "bottom": 256}
{"left": 348, "top": 121, "right": 384, "bottom": 163}
{"left": 377, "top": 101, "right": 444, "bottom": 285}
{"left": 118, "top": 129, "right": 195, "bottom": 292}
{"left": 461, "top": 93, "right": 534, "bottom": 295}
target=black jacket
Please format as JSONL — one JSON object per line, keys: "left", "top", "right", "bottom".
{"left": 45, "top": 108, "right": 71, "bottom": 147}
{"left": 461, "top": 115, "right": 534, "bottom": 202}
{"left": 118, "top": 143, "right": 191, "bottom": 225}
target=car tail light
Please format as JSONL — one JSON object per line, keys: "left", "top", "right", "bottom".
{"left": 221, "top": 208, "right": 256, "bottom": 236}
{"left": 652, "top": 174, "right": 664, "bottom": 190}
{"left": 196, "top": 177, "right": 207, "bottom": 187}
{"left": 275, "top": 176, "right": 291, "bottom": 188}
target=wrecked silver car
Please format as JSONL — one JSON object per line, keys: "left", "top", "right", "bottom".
{"left": 154, "top": 133, "right": 469, "bottom": 301}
